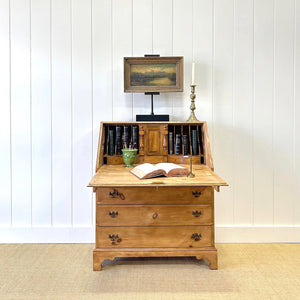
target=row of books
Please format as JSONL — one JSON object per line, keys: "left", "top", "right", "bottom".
{"left": 168, "top": 130, "right": 198, "bottom": 155}
{"left": 107, "top": 126, "right": 199, "bottom": 156}
{"left": 108, "top": 126, "right": 138, "bottom": 156}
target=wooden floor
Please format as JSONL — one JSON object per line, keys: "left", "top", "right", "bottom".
{"left": 0, "top": 244, "right": 299, "bottom": 300}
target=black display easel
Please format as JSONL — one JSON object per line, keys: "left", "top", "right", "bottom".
{"left": 135, "top": 54, "right": 170, "bottom": 122}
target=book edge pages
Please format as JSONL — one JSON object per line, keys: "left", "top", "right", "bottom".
{"left": 144, "top": 169, "right": 167, "bottom": 179}
{"left": 167, "top": 167, "right": 189, "bottom": 177}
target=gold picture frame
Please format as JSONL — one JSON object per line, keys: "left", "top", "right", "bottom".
{"left": 124, "top": 56, "right": 183, "bottom": 93}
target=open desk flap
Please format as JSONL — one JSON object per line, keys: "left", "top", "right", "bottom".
{"left": 88, "top": 164, "right": 228, "bottom": 188}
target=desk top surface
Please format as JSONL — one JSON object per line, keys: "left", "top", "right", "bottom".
{"left": 88, "top": 164, "right": 227, "bottom": 188}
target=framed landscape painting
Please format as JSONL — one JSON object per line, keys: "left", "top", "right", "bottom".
{"left": 124, "top": 56, "right": 183, "bottom": 93}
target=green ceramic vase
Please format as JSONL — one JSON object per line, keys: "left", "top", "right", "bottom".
{"left": 122, "top": 149, "right": 137, "bottom": 168}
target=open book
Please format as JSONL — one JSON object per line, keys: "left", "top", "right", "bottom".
{"left": 130, "top": 163, "right": 189, "bottom": 179}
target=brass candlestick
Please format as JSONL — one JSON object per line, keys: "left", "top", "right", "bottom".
{"left": 184, "top": 155, "right": 195, "bottom": 178}
{"left": 187, "top": 84, "right": 199, "bottom": 122}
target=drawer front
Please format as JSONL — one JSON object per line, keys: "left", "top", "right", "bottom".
{"left": 96, "top": 226, "right": 213, "bottom": 248}
{"left": 97, "top": 186, "right": 213, "bottom": 205}
{"left": 97, "top": 204, "right": 213, "bottom": 226}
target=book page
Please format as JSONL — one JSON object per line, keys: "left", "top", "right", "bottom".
{"left": 154, "top": 163, "right": 186, "bottom": 173}
{"left": 131, "top": 162, "right": 188, "bottom": 179}
{"left": 130, "top": 163, "right": 157, "bottom": 179}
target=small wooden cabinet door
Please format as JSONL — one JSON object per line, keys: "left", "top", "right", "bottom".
{"left": 145, "top": 124, "right": 168, "bottom": 156}
{"left": 145, "top": 125, "right": 163, "bottom": 156}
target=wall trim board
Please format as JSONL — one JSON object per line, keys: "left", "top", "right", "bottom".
{"left": 0, "top": 226, "right": 299, "bottom": 243}
{"left": 0, "top": 227, "right": 94, "bottom": 243}
{"left": 216, "top": 226, "right": 300, "bottom": 243}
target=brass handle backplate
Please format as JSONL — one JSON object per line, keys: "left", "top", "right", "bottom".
{"left": 109, "top": 189, "right": 119, "bottom": 198}
{"left": 192, "top": 210, "right": 202, "bottom": 217}
{"left": 109, "top": 189, "right": 125, "bottom": 200}
{"left": 108, "top": 234, "right": 122, "bottom": 245}
{"left": 109, "top": 211, "right": 118, "bottom": 218}
{"left": 191, "top": 233, "right": 202, "bottom": 241}
{"left": 192, "top": 191, "right": 202, "bottom": 198}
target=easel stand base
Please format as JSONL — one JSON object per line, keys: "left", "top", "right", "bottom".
{"left": 136, "top": 114, "right": 169, "bottom": 121}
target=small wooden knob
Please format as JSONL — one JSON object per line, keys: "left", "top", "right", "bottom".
{"left": 152, "top": 212, "right": 158, "bottom": 219}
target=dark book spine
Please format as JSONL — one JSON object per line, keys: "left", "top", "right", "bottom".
{"left": 175, "top": 134, "right": 181, "bottom": 155}
{"left": 168, "top": 132, "right": 173, "bottom": 154}
{"left": 132, "top": 126, "right": 138, "bottom": 149}
{"left": 116, "top": 126, "right": 121, "bottom": 155}
{"left": 182, "top": 135, "right": 188, "bottom": 155}
{"left": 192, "top": 130, "right": 198, "bottom": 155}
{"left": 124, "top": 126, "right": 129, "bottom": 148}
{"left": 109, "top": 129, "right": 114, "bottom": 156}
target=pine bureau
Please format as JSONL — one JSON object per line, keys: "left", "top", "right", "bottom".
{"left": 88, "top": 122, "right": 227, "bottom": 270}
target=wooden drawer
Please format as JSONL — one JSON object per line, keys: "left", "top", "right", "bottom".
{"left": 96, "top": 226, "right": 213, "bottom": 248}
{"left": 97, "top": 204, "right": 213, "bottom": 226}
{"left": 96, "top": 186, "right": 213, "bottom": 205}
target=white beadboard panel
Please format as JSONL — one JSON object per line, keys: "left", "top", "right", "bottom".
{"left": 133, "top": 0, "right": 152, "bottom": 56}
{"left": 31, "top": 0, "right": 52, "bottom": 226}
{"left": 112, "top": 0, "right": 133, "bottom": 121}
{"left": 173, "top": 0, "right": 193, "bottom": 121}
{"left": 10, "top": 0, "right": 32, "bottom": 226}
{"left": 253, "top": 0, "right": 275, "bottom": 225}
{"left": 295, "top": 0, "right": 300, "bottom": 225}
{"left": 1, "top": 0, "right": 300, "bottom": 242}
{"left": 213, "top": 0, "right": 234, "bottom": 225}
{"left": 132, "top": 0, "right": 153, "bottom": 118}
{"left": 152, "top": 0, "right": 173, "bottom": 117}
{"left": 193, "top": 0, "right": 213, "bottom": 127}
{"left": 273, "top": 0, "right": 295, "bottom": 225}
{"left": 72, "top": 0, "right": 93, "bottom": 226}
{"left": 51, "top": 0, "right": 72, "bottom": 226}
{"left": 91, "top": 0, "right": 112, "bottom": 226}
{"left": 232, "top": 0, "right": 254, "bottom": 225}
{"left": 153, "top": 0, "right": 173, "bottom": 55}
{"left": 92, "top": 0, "right": 112, "bottom": 167}
{"left": 0, "top": 0, "right": 11, "bottom": 226}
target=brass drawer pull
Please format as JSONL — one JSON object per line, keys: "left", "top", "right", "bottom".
{"left": 192, "top": 191, "right": 202, "bottom": 198}
{"left": 108, "top": 211, "right": 118, "bottom": 218}
{"left": 109, "top": 189, "right": 125, "bottom": 200}
{"left": 191, "top": 233, "right": 202, "bottom": 241}
{"left": 192, "top": 210, "right": 202, "bottom": 217}
{"left": 108, "top": 234, "right": 122, "bottom": 245}
{"left": 152, "top": 212, "right": 158, "bottom": 219}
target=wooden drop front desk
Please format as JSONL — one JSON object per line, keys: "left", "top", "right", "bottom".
{"left": 88, "top": 121, "right": 227, "bottom": 270}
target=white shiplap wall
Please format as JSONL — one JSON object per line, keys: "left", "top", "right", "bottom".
{"left": 0, "top": 0, "right": 299, "bottom": 243}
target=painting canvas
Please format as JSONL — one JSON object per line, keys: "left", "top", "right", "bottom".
{"left": 124, "top": 56, "right": 183, "bottom": 93}
{"left": 130, "top": 64, "right": 177, "bottom": 86}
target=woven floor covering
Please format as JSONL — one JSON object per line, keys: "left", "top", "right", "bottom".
{"left": 0, "top": 243, "right": 299, "bottom": 300}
